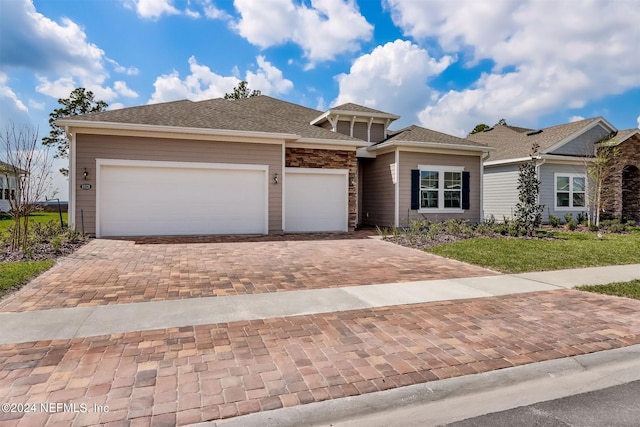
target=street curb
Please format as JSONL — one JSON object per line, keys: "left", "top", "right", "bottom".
{"left": 193, "top": 344, "right": 640, "bottom": 427}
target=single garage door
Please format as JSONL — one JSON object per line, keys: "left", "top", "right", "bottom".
{"left": 97, "top": 160, "right": 268, "bottom": 237}
{"left": 285, "top": 168, "right": 348, "bottom": 232}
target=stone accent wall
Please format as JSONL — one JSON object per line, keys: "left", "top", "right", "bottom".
{"left": 602, "top": 134, "right": 640, "bottom": 222}
{"left": 285, "top": 148, "right": 358, "bottom": 230}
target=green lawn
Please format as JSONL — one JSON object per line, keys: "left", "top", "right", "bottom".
{"left": 577, "top": 280, "right": 640, "bottom": 300}
{"left": 428, "top": 230, "right": 640, "bottom": 273}
{"left": 0, "top": 260, "right": 54, "bottom": 298}
{"left": 0, "top": 211, "right": 67, "bottom": 232}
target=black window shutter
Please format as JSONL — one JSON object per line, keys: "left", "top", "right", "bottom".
{"left": 462, "top": 171, "right": 470, "bottom": 210}
{"left": 411, "top": 169, "right": 420, "bottom": 210}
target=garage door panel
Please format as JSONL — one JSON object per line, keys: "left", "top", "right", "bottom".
{"left": 285, "top": 170, "right": 347, "bottom": 232}
{"left": 99, "top": 163, "right": 267, "bottom": 237}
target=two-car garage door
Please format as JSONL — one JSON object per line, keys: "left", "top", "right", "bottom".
{"left": 97, "top": 161, "right": 348, "bottom": 237}
{"left": 98, "top": 160, "right": 268, "bottom": 237}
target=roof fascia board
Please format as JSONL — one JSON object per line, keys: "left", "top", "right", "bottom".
{"left": 485, "top": 154, "right": 593, "bottom": 167}
{"left": 369, "top": 140, "right": 491, "bottom": 153}
{"left": 57, "top": 119, "right": 300, "bottom": 142}
{"left": 293, "top": 137, "right": 369, "bottom": 148}
{"left": 542, "top": 118, "right": 617, "bottom": 155}
{"left": 309, "top": 110, "right": 400, "bottom": 125}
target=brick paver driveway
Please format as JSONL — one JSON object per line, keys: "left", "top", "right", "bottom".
{"left": 1, "top": 290, "right": 640, "bottom": 426}
{"left": 0, "top": 233, "right": 496, "bottom": 312}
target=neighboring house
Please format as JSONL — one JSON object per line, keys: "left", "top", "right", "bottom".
{"left": 57, "top": 96, "right": 490, "bottom": 237}
{"left": 467, "top": 117, "right": 622, "bottom": 223}
{"left": 0, "top": 161, "right": 20, "bottom": 212}
{"left": 600, "top": 128, "right": 640, "bottom": 222}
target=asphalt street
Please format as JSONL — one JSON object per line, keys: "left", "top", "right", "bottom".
{"left": 446, "top": 380, "right": 640, "bottom": 427}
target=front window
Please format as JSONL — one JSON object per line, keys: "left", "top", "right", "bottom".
{"left": 419, "top": 166, "right": 464, "bottom": 211}
{"left": 556, "top": 174, "right": 586, "bottom": 209}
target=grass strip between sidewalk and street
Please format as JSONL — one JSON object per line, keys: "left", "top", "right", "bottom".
{"left": 0, "top": 260, "right": 54, "bottom": 298}
{"left": 427, "top": 231, "right": 640, "bottom": 273}
{"left": 577, "top": 280, "right": 640, "bottom": 300}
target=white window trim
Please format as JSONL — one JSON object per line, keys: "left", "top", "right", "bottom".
{"left": 417, "top": 165, "right": 465, "bottom": 213}
{"left": 554, "top": 173, "right": 587, "bottom": 211}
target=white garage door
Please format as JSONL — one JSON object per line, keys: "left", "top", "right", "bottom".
{"left": 97, "top": 160, "right": 268, "bottom": 237}
{"left": 285, "top": 168, "right": 348, "bottom": 232}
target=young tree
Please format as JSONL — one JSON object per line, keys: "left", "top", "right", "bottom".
{"left": 514, "top": 143, "right": 544, "bottom": 236}
{"left": 587, "top": 142, "right": 619, "bottom": 227}
{"left": 224, "top": 81, "right": 261, "bottom": 99}
{"left": 42, "top": 88, "right": 108, "bottom": 175}
{"left": 1, "top": 123, "right": 54, "bottom": 252}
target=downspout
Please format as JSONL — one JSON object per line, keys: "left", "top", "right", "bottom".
{"left": 66, "top": 126, "right": 76, "bottom": 229}
{"left": 394, "top": 148, "right": 400, "bottom": 228}
{"left": 480, "top": 151, "right": 490, "bottom": 221}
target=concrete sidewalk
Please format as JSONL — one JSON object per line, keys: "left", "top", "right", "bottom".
{"left": 1, "top": 264, "right": 638, "bottom": 345}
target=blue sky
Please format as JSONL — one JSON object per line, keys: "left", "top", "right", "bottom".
{"left": 1, "top": 0, "right": 640, "bottom": 200}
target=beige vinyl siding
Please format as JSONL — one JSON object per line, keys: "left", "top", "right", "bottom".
{"left": 483, "top": 164, "right": 520, "bottom": 221}
{"left": 370, "top": 123, "right": 385, "bottom": 143}
{"left": 360, "top": 153, "right": 395, "bottom": 227}
{"left": 75, "top": 134, "right": 282, "bottom": 235}
{"left": 353, "top": 122, "right": 368, "bottom": 141}
{"left": 551, "top": 125, "right": 610, "bottom": 156}
{"left": 400, "top": 151, "right": 482, "bottom": 225}
{"left": 336, "top": 121, "right": 350, "bottom": 136}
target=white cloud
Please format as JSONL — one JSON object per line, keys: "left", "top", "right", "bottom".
{"left": 1, "top": 0, "right": 105, "bottom": 79}
{"left": 28, "top": 99, "right": 46, "bottom": 110}
{"left": 201, "top": 0, "right": 230, "bottom": 19}
{"left": 334, "top": 40, "right": 453, "bottom": 127}
{"left": 569, "top": 115, "right": 585, "bottom": 123}
{"left": 126, "top": 0, "right": 180, "bottom": 20}
{"left": 246, "top": 56, "right": 293, "bottom": 95}
{"left": 149, "top": 56, "right": 292, "bottom": 103}
{"left": 637, "top": 115, "right": 640, "bottom": 129}
{"left": 0, "top": 73, "right": 30, "bottom": 127}
{"left": 386, "top": 0, "right": 640, "bottom": 135}
{"left": 233, "top": 0, "right": 373, "bottom": 67}
{"left": 107, "top": 58, "right": 140, "bottom": 76}
{"left": 114, "top": 81, "right": 139, "bottom": 98}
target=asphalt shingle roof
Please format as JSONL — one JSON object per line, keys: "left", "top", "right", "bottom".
{"left": 68, "top": 96, "right": 360, "bottom": 142}
{"left": 467, "top": 117, "right": 604, "bottom": 161}
{"left": 330, "top": 103, "right": 397, "bottom": 116}
{"left": 384, "top": 125, "right": 487, "bottom": 147}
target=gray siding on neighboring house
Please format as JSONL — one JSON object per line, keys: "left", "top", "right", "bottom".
{"left": 400, "top": 152, "right": 482, "bottom": 225}
{"left": 551, "top": 125, "right": 610, "bottom": 157}
{"left": 483, "top": 164, "right": 520, "bottom": 221}
{"left": 539, "top": 163, "right": 588, "bottom": 222}
{"left": 75, "top": 134, "right": 283, "bottom": 235}
{"left": 360, "top": 153, "right": 395, "bottom": 227}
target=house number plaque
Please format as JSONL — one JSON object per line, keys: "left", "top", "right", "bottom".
{"left": 80, "top": 183, "right": 92, "bottom": 190}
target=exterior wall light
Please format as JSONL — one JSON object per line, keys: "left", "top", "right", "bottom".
{"left": 83, "top": 168, "right": 89, "bottom": 180}
{"left": 273, "top": 173, "right": 278, "bottom": 184}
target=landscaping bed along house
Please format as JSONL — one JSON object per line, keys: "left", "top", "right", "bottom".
{"left": 381, "top": 217, "right": 640, "bottom": 275}
{"left": 0, "top": 212, "right": 88, "bottom": 299}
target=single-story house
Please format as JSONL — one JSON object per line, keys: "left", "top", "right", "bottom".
{"left": 0, "top": 161, "right": 21, "bottom": 212}
{"left": 57, "top": 96, "right": 490, "bottom": 237}
{"left": 466, "top": 117, "right": 640, "bottom": 223}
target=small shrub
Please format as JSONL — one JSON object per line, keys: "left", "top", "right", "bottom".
{"left": 577, "top": 212, "right": 587, "bottom": 224}
{"left": 567, "top": 220, "right": 577, "bottom": 231}
{"left": 564, "top": 213, "right": 573, "bottom": 224}
{"left": 589, "top": 224, "right": 599, "bottom": 232}
{"left": 549, "top": 215, "right": 561, "bottom": 228}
